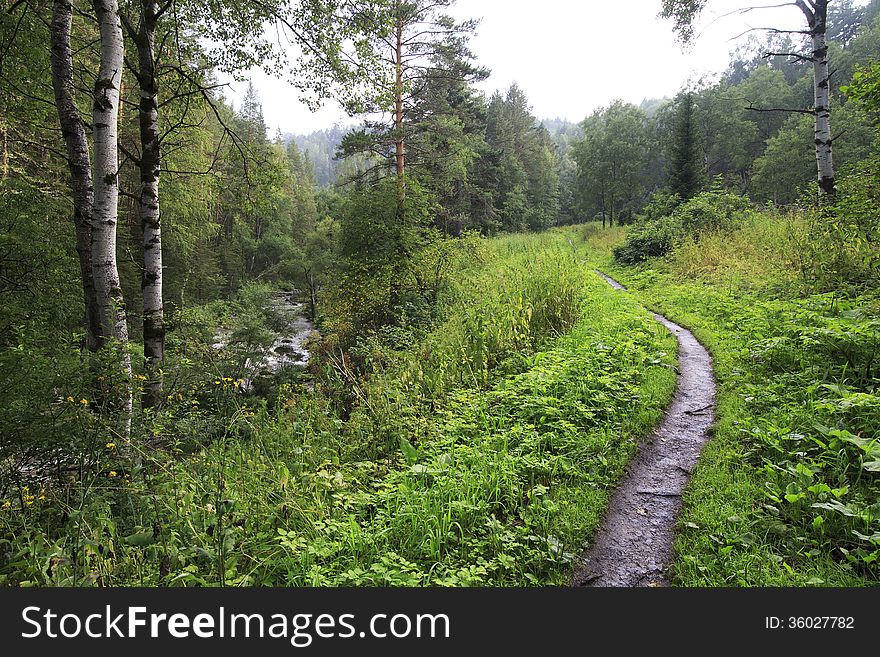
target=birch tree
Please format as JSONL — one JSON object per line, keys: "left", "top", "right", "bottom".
{"left": 49, "top": 0, "right": 101, "bottom": 352}
{"left": 573, "top": 101, "right": 650, "bottom": 226}
{"left": 91, "top": 0, "right": 133, "bottom": 430}
{"left": 661, "top": 0, "right": 836, "bottom": 197}
{"left": 117, "top": 0, "right": 164, "bottom": 409}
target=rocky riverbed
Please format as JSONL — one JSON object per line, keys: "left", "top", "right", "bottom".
{"left": 213, "top": 290, "right": 317, "bottom": 390}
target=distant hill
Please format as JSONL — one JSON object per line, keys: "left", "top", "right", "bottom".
{"left": 284, "top": 126, "right": 350, "bottom": 188}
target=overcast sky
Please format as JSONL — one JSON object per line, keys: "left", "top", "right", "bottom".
{"left": 221, "top": 0, "right": 843, "bottom": 135}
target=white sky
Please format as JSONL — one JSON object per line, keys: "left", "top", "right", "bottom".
{"left": 222, "top": 0, "right": 849, "bottom": 135}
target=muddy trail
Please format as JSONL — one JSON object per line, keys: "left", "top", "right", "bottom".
{"left": 570, "top": 272, "right": 716, "bottom": 587}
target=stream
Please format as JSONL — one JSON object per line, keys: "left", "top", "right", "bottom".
{"left": 213, "top": 290, "right": 317, "bottom": 390}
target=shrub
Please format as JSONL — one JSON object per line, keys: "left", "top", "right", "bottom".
{"left": 613, "top": 187, "right": 753, "bottom": 264}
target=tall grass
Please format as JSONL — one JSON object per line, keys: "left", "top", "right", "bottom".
{"left": 584, "top": 207, "right": 880, "bottom": 586}
{"left": 0, "top": 230, "right": 677, "bottom": 586}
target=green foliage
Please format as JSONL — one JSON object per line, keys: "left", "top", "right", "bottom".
{"left": 572, "top": 101, "right": 651, "bottom": 225}
{"left": 324, "top": 176, "right": 438, "bottom": 343}
{"left": 802, "top": 157, "right": 880, "bottom": 291}
{"left": 842, "top": 60, "right": 880, "bottom": 120}
{"left": 0, "top": 231, "right": 677, "bottom": 587}
{"left": 667, "top": 92, "right": 704, "bottom": 200}
{"left": 613, "top": 186, "right": 752, "bottom": 264}
{"left": 659, "top": 0, "right": 708, "bottom": 43}
{"left": 585, "top": 203, "right": 880, "bottom": 586}
{"left": 481, "top": 85, "right": 561, "bottom": 233}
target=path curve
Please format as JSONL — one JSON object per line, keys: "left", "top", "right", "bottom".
{"left": 570, "top": 271, "right": 716, "bottom": 587}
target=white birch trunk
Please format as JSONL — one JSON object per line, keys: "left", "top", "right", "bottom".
{"left": 797, "top": 0, "right": 835, "bottom": 197}
{"left": 50, "top": 0, "right": 101, "bottom": 351}
{"left": 811, "top": 8, "right": 835, "bottom": 196}
{"left": 134, "top": 0, "right": 164, "bottom": 409}
{"left": 91, "top": 0, "right": 132, "bottom": 436}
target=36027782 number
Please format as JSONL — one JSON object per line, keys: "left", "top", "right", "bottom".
{"left": 786, "top": 617, "right": 855, "bottom": 629}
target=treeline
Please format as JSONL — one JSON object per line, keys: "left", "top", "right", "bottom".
{"left": 569, "top": 0, "right": 880, "bottom": 223}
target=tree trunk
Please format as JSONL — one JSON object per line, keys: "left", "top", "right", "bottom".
{"left": 49, "top": 0, "right": 101, "bottom": 351}
{"left": 133, "top": 0, "right": 164, "bottom": 409}
{"left": 394, "top": 8, "right": 405, "bottom": 197}
{"left": 0, "top": 119, "right": 7, "bottom": 178}
{"left": 303, "top": 268, "right": 317, "bottom": 321}
{"left": 389, "top": 2, "right": 406, "bottom": 310}
{"left": 798, "top": 0, "right": 835, "bottom": 197}
{"left": 91, "top": 0, "right": 132, "bottom": 433}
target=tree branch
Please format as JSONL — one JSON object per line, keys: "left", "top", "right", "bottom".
{"left": 763, "top": 50, "right": 812, "bottom": 63}
{"left": 745, "top": 104, "right": 815, "bottom": 114}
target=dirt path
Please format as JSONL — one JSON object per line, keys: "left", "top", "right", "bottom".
{"left": 570, "top": 271, "right": 716, "bottom": 587}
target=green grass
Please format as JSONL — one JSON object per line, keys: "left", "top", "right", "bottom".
{"left": 0, "top": 230, "right": 677, "bottom": 586}
{"left": 579, "top": 214, "right": 880, "bottom": 587}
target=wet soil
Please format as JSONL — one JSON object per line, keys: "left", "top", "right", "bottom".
{"left": 570, "top": 271, "right": 716, "bottom": 587}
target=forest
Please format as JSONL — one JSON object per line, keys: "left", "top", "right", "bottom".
{"left": 0, "top": 0, "right": 878, "bottom": 588}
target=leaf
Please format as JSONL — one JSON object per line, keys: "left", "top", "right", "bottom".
{"left": 852, "top": 530, "right": 880, "bottom": 544}
{"left": 399, "top": 437, "right": 420, "bottom": 464}
{"left": 812, "top": 500, "right": 857, "bottom": 517}
{"left": 123, "top": 531, "right": 155, "bottom": 547}
{"left": 862, "top": 460, "right": 880, "bottom": 472}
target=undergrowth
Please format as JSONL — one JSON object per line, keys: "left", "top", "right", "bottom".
{"left": 582, "top": 207, "right": 880, "bottom": 586}
{"left": 0, "top": 231, "right": 676, "bottom": 586}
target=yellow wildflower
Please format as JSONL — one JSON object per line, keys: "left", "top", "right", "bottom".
{"left": 80, "top": 399, "right": 88, "bottom": 405}
{"left": 106, "top": 442, "right": 116, "bottom": 449}
{"left": 66, "top": 396, "right": 74, "bottom": 403}
{"left": 108, "top": 471, "right": 117, "bottom": 478}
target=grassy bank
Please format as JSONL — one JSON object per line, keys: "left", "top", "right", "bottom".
{"left": 0, "top": 231, "right": 676, "bottom": 586}
{"left": 580, "top": 213, "right": 880, "bottom": 586}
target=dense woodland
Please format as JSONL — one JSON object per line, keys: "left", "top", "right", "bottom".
{"left": 0, "top": 0, "right": 879, "bottom": 586}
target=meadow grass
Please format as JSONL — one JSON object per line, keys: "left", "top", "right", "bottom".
{"left": 0, "top": 230, "right": 677, "bottom": 586}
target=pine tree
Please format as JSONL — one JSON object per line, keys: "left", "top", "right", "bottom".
{"left": 668, "top": 92, "right": 703, "bottom": 201}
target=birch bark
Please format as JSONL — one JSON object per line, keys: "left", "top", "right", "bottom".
{"left": 132, "top": 0, "right": 164, "bottom": 409}
{"left": 802, "top": 1, "right": 835, "bottom": 196}
{"left": 49, "top": 0, "right": 101, "bottom": 351}
{"left": 91, "top": 0, "right": 132, "bottom": 433}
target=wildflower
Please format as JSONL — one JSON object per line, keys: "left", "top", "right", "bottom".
{"left": 108, "top": 471, "right": 117, "bottom": 478}
{"left": 106, "top": 442, "right": 116, "bottom": 449}
{"left": 1, "top": 501, "right": 10, "bottom": 510}
{"left": 38, "top": 495, "right": 45, "bottom": 501}
{"left": 66, "top": 396, "right": 74, "bottom": 403}
{"left": 80, "top": 398, "right": 88, "bottom": 405}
